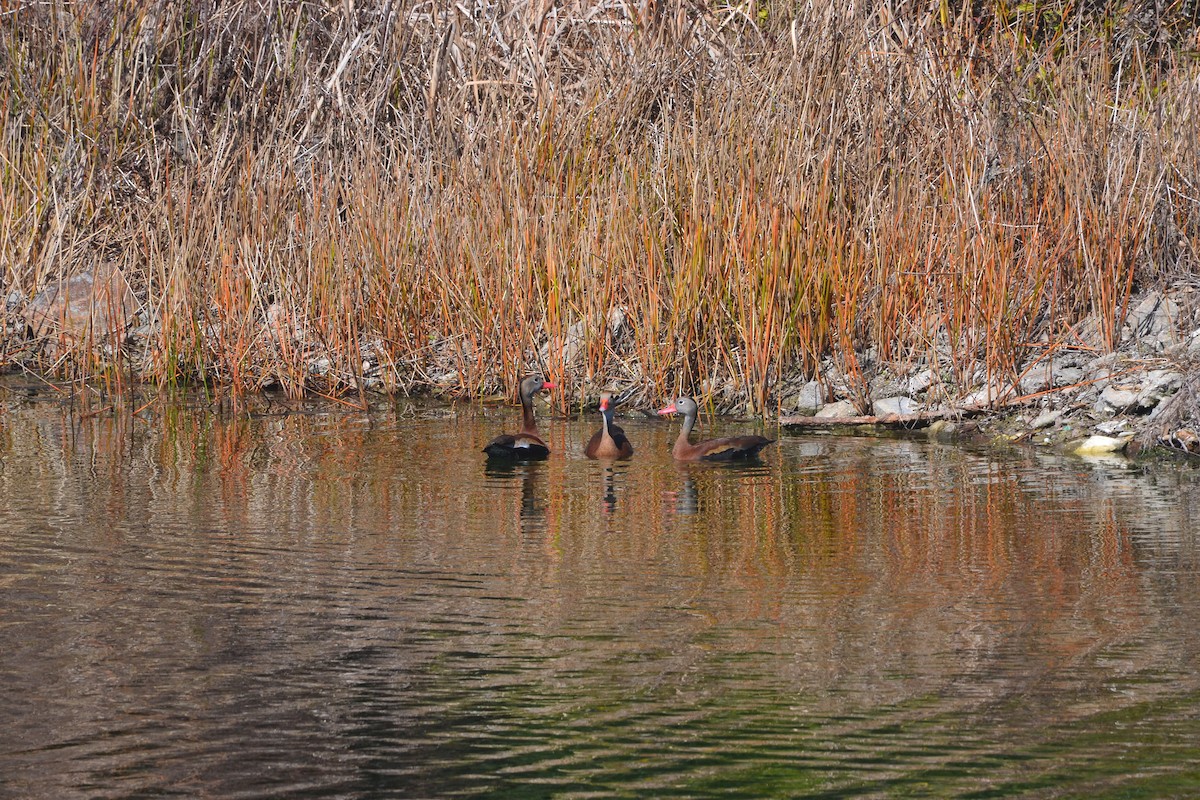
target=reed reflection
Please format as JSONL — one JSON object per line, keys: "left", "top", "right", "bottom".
{"left": 1, "top": 392, "right": 1199, "bottom": 800}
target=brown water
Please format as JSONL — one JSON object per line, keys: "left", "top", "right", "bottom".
{"left": 1, "top": 388, "right": 1199, "bottom": 798}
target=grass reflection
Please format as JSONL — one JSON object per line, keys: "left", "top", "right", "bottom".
{"left": 1, "top": 393, "right": 1199, "bottom": 797}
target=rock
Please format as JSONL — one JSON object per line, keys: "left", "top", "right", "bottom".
{"left": 539, "top": 319, "right": 589, "bottom": 367}
{"left": 1030, "top": 409, "right": 1063, "bottom": 429}
{"left": 793, "top": 381, "right": 824, "bottom": 415}
{"left": 310, "top": 357, "right": 332, "bottom": 376}
{"left": 927, "top": 420, "right": 959, "bottom": 438}
{"left": 1053, "top": 366, "right": 1084, "bottom": 387}
{"left": 562, "top": 320, "right": 587, "bottom": 366}
{"left": 5, "top": 290, "right": 22, "bottom": 311}
{"left": 1123, "top": 292, "right": 1180, "bottom": 350}
{"left": 1136, "top": 369, "right": 1182, "bottom": 409}
{"left": 1071, "top": 435, "right": 1129, "bottom": 455}
{"left": 872, "top": 396, "right": 918, "bottom": 416}
{"left": 816, "top": 400, "right": 858, "bottom": 418}
{"left": 1090, "top": 368, "right": 1113, "bottom": 390}
{"left": 961, "top": 384, "right": 1015, "bottom": 408}
{"left": 1051, "top": 352, "right": 1090, "bottom": 386}
{"left": 868, "top": 373, "right": 906, "bottom": 400}
{"left": 1053, "top": 351, "right": 1089, "bottom": 370}
{"left": 1084, "top": 351, "right": 1121, "bottom": 377}
{"left": 25, "top": 266, "right": 136, "bottom": 341}
{"left": 1096, "top": 385, "right": 1140, "bottom": 414}
{"left": 1095, "top": 419, "right": 1129, "bottom": 435}
{"left": 1075, "top": 385, "right": 1100, "bottom": 406}
{"left": 1019, "top": 364, "right": 1053, "bottom": 393}
{"left": 906, "top": 369, "right": 934, "bottom": 394}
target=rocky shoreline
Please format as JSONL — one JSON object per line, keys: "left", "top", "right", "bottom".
{"left": 5, "top": 272, "right": 1199, "bottom": 462}
{"left": 777, "top": 286, "right": 1200, "bottom": 460}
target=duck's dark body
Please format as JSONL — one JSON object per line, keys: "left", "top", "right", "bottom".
{"left": 484, "top": 376, "right": 555, "bottom": 460}
{"left": 658, "top": 397, "right": 774, "bottom": 462}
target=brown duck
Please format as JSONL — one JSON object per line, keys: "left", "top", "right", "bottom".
{"left": 584, "top": 392, "right": 634, "bottom": 460}
{"left": 657, "top": 397, "right": 774, "bottom": 461}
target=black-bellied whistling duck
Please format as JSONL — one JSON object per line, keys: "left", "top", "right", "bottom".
{"left": 657, "top": 397, "right": 774, "bottom": 461}
{"left": 483, "top": 375, "right": 556, "bottom": 459}
{"left": 584, "top": 392, "right": 634, "bottom": 460}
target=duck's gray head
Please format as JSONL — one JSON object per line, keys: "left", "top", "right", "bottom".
{"left": 657, "top": 397, "right": 698, "bottom": 417}
{"left": 520, "top": 375, "right": 556, "bottom": 398}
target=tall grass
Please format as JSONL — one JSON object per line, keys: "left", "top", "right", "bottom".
{"left": 1, "top": 1, "right": 1197, "bottom": 411}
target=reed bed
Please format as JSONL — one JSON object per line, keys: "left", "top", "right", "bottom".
{"left": 1, "top": 1, "right": 1197, "bottom": 412}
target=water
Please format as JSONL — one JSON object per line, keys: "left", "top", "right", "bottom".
{"left": 2, "top": 387, "right": 1199, "bottom": 798}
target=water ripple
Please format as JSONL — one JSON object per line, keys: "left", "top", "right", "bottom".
{"left": 2, "top": 402, "right": 1200, "bottom": 796}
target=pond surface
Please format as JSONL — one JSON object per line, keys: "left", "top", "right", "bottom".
{"left": 1, "top": 388, "right": 1199, "bottom": 798}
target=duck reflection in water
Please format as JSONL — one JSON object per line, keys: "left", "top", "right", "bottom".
{"left": 669, "top": 465, "right": 700, "bottom": 516}
{"left": 484, "top": 459, "right": 545, "bottom": 532}
{"left": 600, "top": 465, "right": 619, "bottom": 515}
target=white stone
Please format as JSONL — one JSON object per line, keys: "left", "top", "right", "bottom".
{"left": 1072, "top": 435, "right": 1129, "bottom": 455}
{"left": 906, "top": 369, "right": 934, "bottom": 394}
{"left": 562, "top": 320, "right": 587, "bottom": 365}
{"left": 815, "top": 400, "right": 859, "bottom": 418}
{"left": 25, "top": 266, "right": 136, "bottom": 340}
{"left": 961, "top": 384, "right": 1015, "bottom": 408}
{"left": 1030, "top": 409, "right": 1062, "bottom": 429}
{"left": 794, "top": 381, "right": 824, "bottom": 415}
{"left": 1123, "top": 292, "right": 1179, "bottom": 345}
{"left": 872, "top": 396, "right": 918, "bottom": 416}
{"left": 1053, "top": 366, "right": 1084, "bottom": 387}
{"left": 1097, "top": 385, "right": 1139, "bottom": 414}
{"left": 1019, "top": 365, "right": 1053, "bottom": 393}
{"left": 1137, "top": 370, "right": 1182, "bottom": 409}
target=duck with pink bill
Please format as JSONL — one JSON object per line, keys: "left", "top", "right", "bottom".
{"left": 585, "top": 392, "right": 634, "bottom": 460}
{"left": 484, "top": 376, "right": 557, "bottom": 459}
{"left": 657, "top": 397, "right": 774, "bottom": 461}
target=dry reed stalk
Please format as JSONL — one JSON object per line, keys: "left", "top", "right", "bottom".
{"left": 0, "top": 1, "right": 1196, "bottom": 411}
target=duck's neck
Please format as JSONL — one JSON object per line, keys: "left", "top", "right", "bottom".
{"left": 673, "top": 411, "right": 695, "bottom": 457}
{"left": 600, "top": 407, "right": 613, "bottom": 442}
{"left": 520, "top": 390, "right": 538, "bottom": 435}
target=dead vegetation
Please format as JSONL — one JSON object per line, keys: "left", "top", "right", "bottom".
{"left": 1, "top": 1, "right": 1198, "bottom": 411}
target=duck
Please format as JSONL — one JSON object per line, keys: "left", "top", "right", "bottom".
{"left": 584, "top": 392, "right": 634, "bottom": 459}
{"left": 657, "top": 397, "right": 774, "bottom": 461}
{"left": 483, "top": 375, "right": 556, "bottom": 459}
